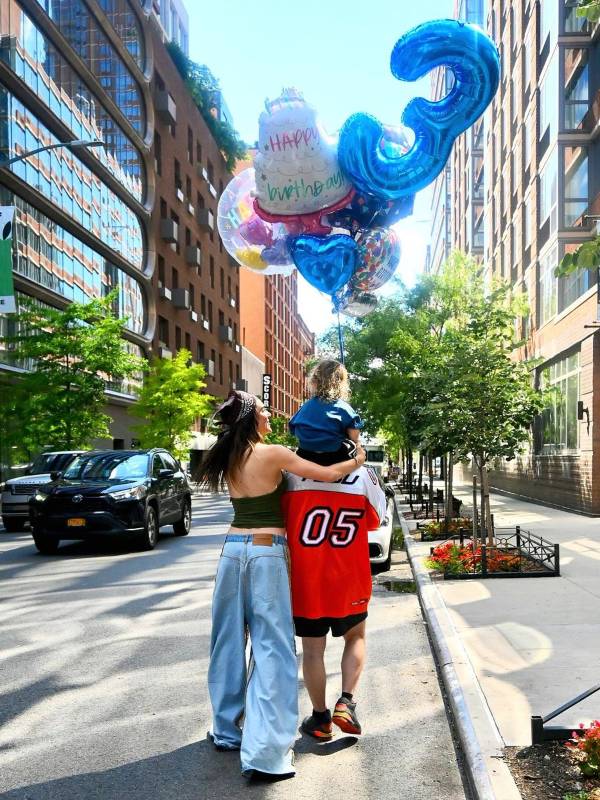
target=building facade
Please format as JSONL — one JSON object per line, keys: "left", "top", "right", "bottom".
{"left": 150, "top": 20, "right": 241, "bottom": 406}
{"left": 151, "top": 0, "right": 188, "bottom": 55}
{"left": 437, "top": 2, "right": 600, "bottom": 513}
{"left": 426, "top": 66, "right": 453, "bottom": 275}
{"left": 0, "top": 0, "right": 153, "bottom": 460}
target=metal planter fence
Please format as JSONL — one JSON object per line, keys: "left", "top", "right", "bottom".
{"left": 429, "top": 525, "right": 560, "bottom": 580}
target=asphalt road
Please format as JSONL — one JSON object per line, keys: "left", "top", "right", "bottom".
{"left": 0, "top": 496, "right": 467, "bottom": 800}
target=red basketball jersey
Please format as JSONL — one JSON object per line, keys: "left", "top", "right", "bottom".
{"left": 282, "top": 467, "right": 386, "bottom": 619}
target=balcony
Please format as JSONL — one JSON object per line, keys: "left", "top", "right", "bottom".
{"left": 197, "top": 208, "right": 214, "bottom": 232}
{"left": 203, "top": 358, "right": 215, "bottom": 377}
{"left": 172, "top": 288, "right": 190, "bottom": 310}
{"left": 185, "top": 245, "right": 201, "bottom": 268}
{"left": 218, "top": 324, "right": 233, "bottom": 344}
{"left": 158, "top": 285, "right": 172, "bottom": 301}
{"left": 160, "top": 217, "right": 178, "bottom": 243}
{"left": 155, "top": 90, "right": 176, "bottom": 126}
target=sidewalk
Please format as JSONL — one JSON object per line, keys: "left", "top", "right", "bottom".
{"left": 405, "top": 480, "right": 600, "bottom": 747}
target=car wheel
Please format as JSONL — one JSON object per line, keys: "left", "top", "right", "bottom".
{"left": 32, "top": 534, "right": 60, "bottom": 555}
{"left": 138, "top": 506, "right": 158, "bottom": 551}
{"left": 173, "top": 498, "right": 191, "bottom": 536}
{"left": 2, "top": 517, "right": 27, "bottom": 533}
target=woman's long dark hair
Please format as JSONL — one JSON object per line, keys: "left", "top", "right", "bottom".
{"left": 197, "top": 391, "right": 260, "bottom": 493}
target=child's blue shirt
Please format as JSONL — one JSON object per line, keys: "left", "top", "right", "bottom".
{"left": 289, "top": 397, "right": 363, "bottom": 452}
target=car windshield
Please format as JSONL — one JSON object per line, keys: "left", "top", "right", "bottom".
{"left": 63, "top": 453, "right": 149, "bottom": 481}
{"left": 30, "top": 452, "right": 76, "bottom": 474}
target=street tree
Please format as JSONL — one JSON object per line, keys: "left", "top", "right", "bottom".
{"left": 1, "top": 292, "right": 144, "bottom": 452}
{"left": 131, "top": 349, "right": 213, "bottom": 461}
{"left": 265, "top": 415, "right": 298, "bottom": 448}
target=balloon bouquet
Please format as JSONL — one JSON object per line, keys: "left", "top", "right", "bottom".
{"left": 217, "top": 19, "right": 500, "bottom": 352}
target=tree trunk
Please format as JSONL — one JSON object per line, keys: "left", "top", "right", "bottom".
{"left": 429, "top": 453, "right": 434, "bottom": 514}
{"left": 418, "top": 452, "right": 423, "bottom": 497}
{"left": 445, "top": 451, "right": 454, "bottom": 522}
{"left": 472, "top": 473, "right": 478, "bottom": 548}
{"left": 480, "top": 461, "right": 493, "bottom": 545}
{"left": 407, "top": 448, "right": 413, "bottom": 501}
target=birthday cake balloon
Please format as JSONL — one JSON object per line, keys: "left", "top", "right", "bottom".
{"left": 253, "top": 88, "right": 353, "bottom": 233}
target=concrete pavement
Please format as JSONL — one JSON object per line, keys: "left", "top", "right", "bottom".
{"left": 0, "top": 494, "right": 467, "bottom": 800}
{"left": 406, "top": 480, "right": 600, "bottom": 749}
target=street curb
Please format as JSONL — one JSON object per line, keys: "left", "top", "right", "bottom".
{"left": 394, "top": 498, "right": 499, "bottom": 800}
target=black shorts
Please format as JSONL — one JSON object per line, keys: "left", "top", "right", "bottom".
{"left": 293, "top": 612, "right": 368, "bottom": 638}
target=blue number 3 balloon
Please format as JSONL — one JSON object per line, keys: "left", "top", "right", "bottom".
{"left": 338, "top": 19, "right": 500, "bottom": 201}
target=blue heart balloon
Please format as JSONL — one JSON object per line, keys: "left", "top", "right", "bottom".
{"left": 289, "top": 234, "right": 358, "bottom": 296}
{"left": 338, "top": 19, "right": 500, "bottom": 200}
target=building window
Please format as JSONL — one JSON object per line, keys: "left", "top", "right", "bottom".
{"left": 220, "top": 268, "right": 225, "bottom": 298}
{"left": 539, "top": 243, "right": 558, "bottom": 325}
{"left": 564, "top": 49, "right": 589, "bottom": 131}
{"left": 564, "top": 1, "right": 591, "bottom": 32}
{"left": 523, "top": 195, "right": 532, "bottom": 248}
{"left": 158, "top": 316, "right": 169, "bottom": 346}
{"left": 189, "top": 282, "right": 195, "bottom": 310}
{"left": 539, "top": 148, "right": 558, "bottom": 235}
{"left": 154, "top": 132, "right": 162, "bottom": 175}
{"left": 539, "top": 0, "right": 558, "bottom": 50}
{"left": 210, "top": 257, "right": 215, "bottom": 289}
{"left": 197, "top": 341, "right": 205, "bottom": 362}
{"left": 208, "top": 300, "right": 213, "bottom": 331}
{"left": 172, "top": 267, "right": 179, "bottom": 289}
{"left": 218, "top": 353, "right": 223, "bottom": 384}
{"left": 539, "top": 52, "right": 559, "bottom": 141}
{"left": 158, "top": 255, "right": 165, "bottom": 287}
{"left": 535, "top": 350, "right": 580, "bottom": 454}
{"left": 187, "top": 127, "right": 194, "bottom": 164}
{"left": 563, "top": 146, "right": 588, "bottom": 226}
{"left": 175, "top": 326, "right": 182, "bottom": 351}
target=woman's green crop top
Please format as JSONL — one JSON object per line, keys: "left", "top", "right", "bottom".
{"left": 230, "top": 476, "right": 287, "bottom": 528}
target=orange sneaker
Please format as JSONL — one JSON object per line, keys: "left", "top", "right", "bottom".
{"left": 332, "top": 697, "right": 362, "bottom": 735}
{"left": 300, "top": 713, "right": 334, "bottom": 740}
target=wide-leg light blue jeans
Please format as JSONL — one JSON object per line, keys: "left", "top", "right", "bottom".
{"left": 208, "top": 534, "right": 298, "bottom": 776}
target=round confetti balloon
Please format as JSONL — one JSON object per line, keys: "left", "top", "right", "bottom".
{"left": 351, "top": 227, "right": 401, "bottom": 292}
{"left": 217, "top": 167, "right": 294, "bottom": 275}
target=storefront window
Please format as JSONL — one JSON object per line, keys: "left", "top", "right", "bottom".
{"left": 535, "top": 350, "right": 580, "bottom": 453}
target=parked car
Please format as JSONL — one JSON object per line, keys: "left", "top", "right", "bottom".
{"left": 1, "top": 451, "right": 84, "bottom": 532}
{"left": 368, "top": 483, "right": 396, "bottom": 574}
{"left": 29, "top": 449, "right": 192, "bottom": 554}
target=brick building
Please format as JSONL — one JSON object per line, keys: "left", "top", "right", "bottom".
{"left": 434, "top": 1, "right": 600, "bottom": 513}
{"left": 150, "top": 20, "right": 241, "bottom": 404}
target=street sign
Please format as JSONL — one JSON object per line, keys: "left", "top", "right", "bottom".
{"left": 262, "top": 373, "right": 272, "bottom": 410}
{"left": 0, "top": 206, "right": 15, "bottom": 314}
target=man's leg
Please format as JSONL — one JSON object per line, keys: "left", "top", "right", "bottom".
{"left": 301, "top": 635, "right": 327, "bottom": 711}
{"left": 341, "top": 620, "right": 366, "bottom": 694}
{"left": 333, "top": 621, "right": 366, "bottom": 735}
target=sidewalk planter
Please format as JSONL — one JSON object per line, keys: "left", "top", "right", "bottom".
{"left": 417, "top": 516, "right": 473, "bottom": 541}
{"left": 426, "top": 526, "right": 560, "bottom": 579}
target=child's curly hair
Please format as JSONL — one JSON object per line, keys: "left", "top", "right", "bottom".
{"left": 309, "top": 359, "right": 350, "bottom": 402}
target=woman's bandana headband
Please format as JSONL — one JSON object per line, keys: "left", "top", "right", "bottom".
{"left": 216, "top": 390, "right": 257, "bottom": 424}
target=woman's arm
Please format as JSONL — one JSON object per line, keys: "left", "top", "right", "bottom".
{"left": 269, "top": 444, "right": 366, "bottom": 482}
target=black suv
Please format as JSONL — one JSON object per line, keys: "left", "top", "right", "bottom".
{"left": 29, "top": 449, "right": 192, "bottom": 554}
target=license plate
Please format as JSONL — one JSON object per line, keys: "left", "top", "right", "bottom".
{"left": 67, "top": 518, "right": 86, "bottom": 527}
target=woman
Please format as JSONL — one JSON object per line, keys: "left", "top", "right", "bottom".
{"left": 199, "top": 389, "right": 365, "bottom": 781}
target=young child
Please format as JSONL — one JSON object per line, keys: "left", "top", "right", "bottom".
{"left": 289, "top": 359, "right": 363, "bottom": 462}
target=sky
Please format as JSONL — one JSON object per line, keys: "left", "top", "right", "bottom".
{"left": 190, "top": 0, "right": 453, "bottom": 334}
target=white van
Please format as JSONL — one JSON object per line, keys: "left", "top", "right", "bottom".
{"left": 362, "top": 437, "right": 388, "bottom": 480}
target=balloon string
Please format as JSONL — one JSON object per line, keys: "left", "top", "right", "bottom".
{"left": 337, "top": 310, "right": 345, "bottom": 365}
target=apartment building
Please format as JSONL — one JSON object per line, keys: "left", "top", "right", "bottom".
{"left": 434, "top": 1, "right": 600, "bottom": 512}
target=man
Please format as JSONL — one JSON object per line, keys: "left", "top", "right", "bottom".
{"left": 282, "top": 459, "right": 386, "bottom": 739}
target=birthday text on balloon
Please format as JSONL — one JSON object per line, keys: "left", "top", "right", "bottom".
{"left": 267, "top": 170, "right": 346, "bottom": 204}
{"left": 268, "top": 126, "right": 320, "bottom": 152}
